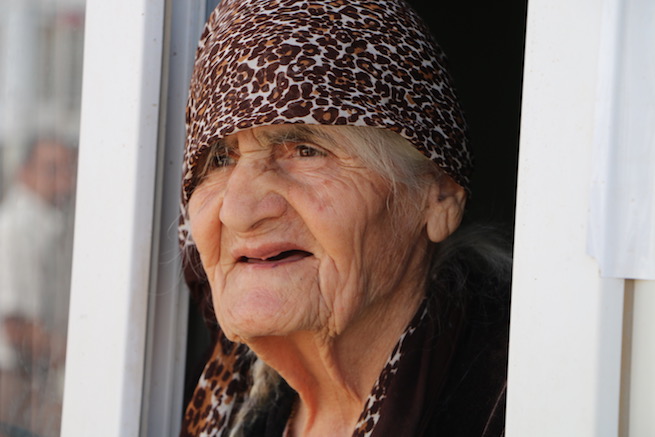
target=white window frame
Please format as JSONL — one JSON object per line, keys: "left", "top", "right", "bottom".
{"left": 61, "top": 0, "right": 207, "bottom": 435}
{"left": 62, "top": 0, "right": 186, "bottom": 436}
{"left": 61, "top": 0, "right": 655, "bottom": 435}
{"left": 139, "top": 1, "right": 209, "bottom": 435}
{"left": 506, "top": 0, "right": 624, "bottom": 434}
{"left": 507, "top": 0, "right": 654, "bottom": 436}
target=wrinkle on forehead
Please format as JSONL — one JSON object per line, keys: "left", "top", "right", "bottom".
{"left": 223, "top": 124, "right": 348, "bottom": 154}
{"left": 256, "top": 125, "right": 339, "bottom": 148}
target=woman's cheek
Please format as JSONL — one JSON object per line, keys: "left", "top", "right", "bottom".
{"left": 188, "top": 189, "right": 224, "bottom": 276}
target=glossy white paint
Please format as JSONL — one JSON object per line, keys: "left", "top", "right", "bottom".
{"left": 507, "top": 0, "right": 624, "bottom": 435}
{"left": 628, "top": 280, "right": 655, "bottom": 436}
{"left": 140, "top": 0, "right": 206, "bottom": 435}
{"left": 61, "top": 0, "right": 165, "bottom": 434}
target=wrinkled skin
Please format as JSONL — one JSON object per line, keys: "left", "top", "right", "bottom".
{"left": 188, "top": 125, "right": 431, "bottom": 343}
{"left": 188, "top": 124, "right": 467, "bottom": 436}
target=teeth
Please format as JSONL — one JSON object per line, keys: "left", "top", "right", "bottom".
{"left": 266, "top": 251, "right": 292, "bottom": 261}
{"left": 270, "top": 250, "right": 312, "bottom": 261}
{"left": 239, "top": 250, "right": 311, "bottom": 263}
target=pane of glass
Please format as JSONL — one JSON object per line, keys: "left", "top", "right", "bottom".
{"left": 0, "top": 1, "right": 85, "bottom": 435}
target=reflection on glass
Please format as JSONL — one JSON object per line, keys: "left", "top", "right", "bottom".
{"left": 0, "top": 1, "right": 84, "bottom": 436}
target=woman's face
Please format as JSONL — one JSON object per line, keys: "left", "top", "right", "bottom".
{"left": 188, "top": 125, "right": 431, "bottom": 341}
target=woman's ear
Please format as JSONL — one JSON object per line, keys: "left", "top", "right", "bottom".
{"left": 424, "top": 174, "right": 467, "bottom": 243}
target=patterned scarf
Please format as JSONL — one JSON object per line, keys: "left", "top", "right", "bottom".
{"left": 179, "top": 0, "right": 471, "bottom": 251}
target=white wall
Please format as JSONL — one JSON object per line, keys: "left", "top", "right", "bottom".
{"left": 508, "top": 0, "right": 655, "bottom": 435}
{"left": 506, "top": 0, "right": 625, "bottom": 435}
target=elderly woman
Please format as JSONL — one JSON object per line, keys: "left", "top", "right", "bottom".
{"left": 179, "top": 1, "right": 511, "bottom": 436}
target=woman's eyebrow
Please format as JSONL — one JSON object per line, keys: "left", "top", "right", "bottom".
{"left": 206, "top": 138, "right": 235, "bottom": 157}
{"left": 220, "top": 136, "right": 237, "bottom": 149}
{"left": 257, "top": 125, "right": 334, "bottom": 146}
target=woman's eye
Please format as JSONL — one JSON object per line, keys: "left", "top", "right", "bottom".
{"left": 207, "top": 145, "right": 238, "bottom": 169}
{"left": 294, "top": 144, "right": 326, "bottom": 158}
{"left": 212, "top": 154, "right": 236, "bottom": 168}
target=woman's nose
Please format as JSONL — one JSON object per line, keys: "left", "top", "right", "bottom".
{"left": 219, "top": 159, "right": 287, "bottom": 233}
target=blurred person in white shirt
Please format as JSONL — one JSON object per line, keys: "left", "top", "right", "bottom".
{"left": 0, "top": 138, "right": 76, "bottom": 433}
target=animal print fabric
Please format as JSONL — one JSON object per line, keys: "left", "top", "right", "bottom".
{"left": 182, "top": 0, "right": 472, "bottom": 209}
{"left": 352, "top": 304, "right": 427, "bottom": 436}
{"left": 181, "top": 333, "right": 252, "bottom": 436}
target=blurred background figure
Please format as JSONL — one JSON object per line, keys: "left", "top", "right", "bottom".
{"left": 0, "top": 0, "right": 84, "bottom": 435}
{"left": 0, "top": 138, "right": 76, "bottom": 436}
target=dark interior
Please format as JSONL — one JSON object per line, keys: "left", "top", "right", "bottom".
{"left": 407, "top": 0, "right": 528, "bottom": 230}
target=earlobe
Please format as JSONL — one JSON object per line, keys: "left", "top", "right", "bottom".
{"left": 424, "top": 174, "right": 467, "bottom": 243}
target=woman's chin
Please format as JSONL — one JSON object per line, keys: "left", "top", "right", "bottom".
{"left": 216, "top": 291, "right": 314, "bottom": 341}
{"left": 220, "top": 320, "right": 297, "bottom": 343}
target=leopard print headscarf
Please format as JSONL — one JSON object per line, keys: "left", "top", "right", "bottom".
{"left": 182, "top": 0, "right": 471, "bottom": 210}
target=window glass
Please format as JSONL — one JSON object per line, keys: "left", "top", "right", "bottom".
{"left": 0, "top": 0, "right": 84, "bottom": 435}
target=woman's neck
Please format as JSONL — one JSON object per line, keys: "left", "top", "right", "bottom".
{"left": 246, "top": 284, "right": 425, "bottom": 436}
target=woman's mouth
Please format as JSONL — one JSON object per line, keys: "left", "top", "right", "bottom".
{"left": 238, "top": 250, "right": 312, "bottom": 264}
